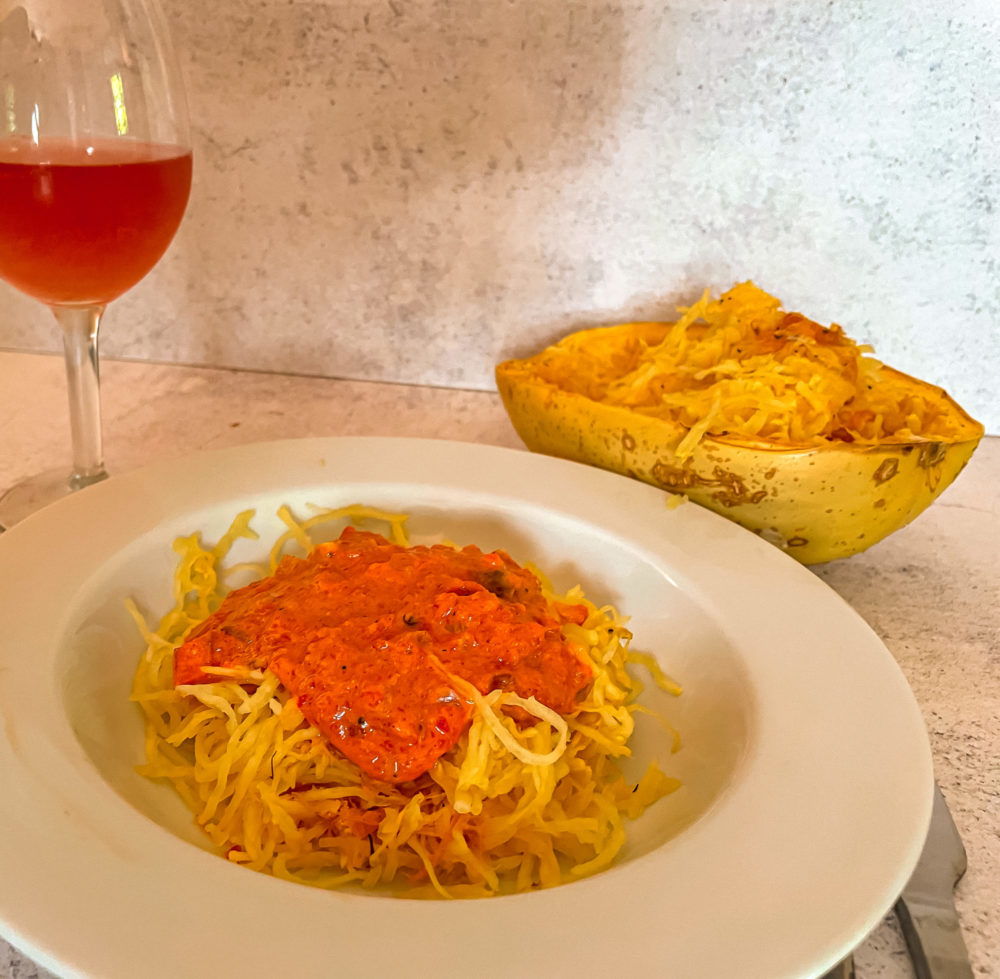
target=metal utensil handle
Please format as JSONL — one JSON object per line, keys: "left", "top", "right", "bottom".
{"left": 820, "top": 955, "right": 855, "bottom": 979}
{"left": 895, "top": 895, "right": 974, "bottom": 979}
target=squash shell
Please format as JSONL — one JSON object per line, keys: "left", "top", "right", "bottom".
{"left": 496, "top": 322, "right": 984, "bottom": 564}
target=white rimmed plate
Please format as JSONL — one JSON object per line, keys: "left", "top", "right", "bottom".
{"left": 0, "top": 437, "right": 932, "bottom": 979}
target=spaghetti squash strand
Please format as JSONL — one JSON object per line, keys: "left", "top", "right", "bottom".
{"left": 546, "top": 281, "right": 969, "bottom": 451}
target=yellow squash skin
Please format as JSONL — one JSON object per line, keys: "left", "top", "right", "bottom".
{"left": 496, "top": 322, "right": 984, "bottom": 564}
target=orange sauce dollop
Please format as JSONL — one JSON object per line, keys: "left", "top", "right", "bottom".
{"left": 173, "top": 529, "right": 592, "bottom": 782}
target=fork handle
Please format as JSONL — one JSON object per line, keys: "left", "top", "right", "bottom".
{"left": 895, "top": 895, "right": 974, "bottom": 979}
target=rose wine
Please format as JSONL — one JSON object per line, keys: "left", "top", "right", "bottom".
{"left": 0, "top": 138, "right": 192, "bottom": 306}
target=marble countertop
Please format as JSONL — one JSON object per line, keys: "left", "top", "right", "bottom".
{"left": 0, "top": 350, "right": 996, "bottom": 979}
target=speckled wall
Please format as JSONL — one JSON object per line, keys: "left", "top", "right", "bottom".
{"left": 2, "top": 0, "right": 998, "bottom": 431}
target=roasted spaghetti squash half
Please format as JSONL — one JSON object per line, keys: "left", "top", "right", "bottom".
{"left": 496, "top": 283, "right": 983, "bottom": 564}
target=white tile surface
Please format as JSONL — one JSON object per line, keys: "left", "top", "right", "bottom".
{"left": 0, "top": 0, "right": 998, "bottom": 432}
{"left": 0, "top": 351, "right": 996, "bottom": 977}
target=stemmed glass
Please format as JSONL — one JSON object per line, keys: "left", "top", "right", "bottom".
{"left": 0, "top": 0, "right": 191, "bottom": 528}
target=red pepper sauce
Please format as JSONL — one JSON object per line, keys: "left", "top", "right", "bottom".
{"left": 173, "top": 528, "right": 592, "bottom": 783}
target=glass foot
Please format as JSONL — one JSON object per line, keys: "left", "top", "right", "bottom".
{"left": 0, "top": 468, "right": 108, "bottom": 531}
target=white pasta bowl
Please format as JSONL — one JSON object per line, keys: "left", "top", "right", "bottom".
{"left": 0, "top": 437, "right": 932, "bottom": 979}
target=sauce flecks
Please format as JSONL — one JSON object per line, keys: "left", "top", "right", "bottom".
{"left": 173, "top": 529, "right": 592, "bottom": 782}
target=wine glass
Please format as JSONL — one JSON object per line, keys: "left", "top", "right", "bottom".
{"left": 0, "top": 0, "right": 191, "bottom": 528}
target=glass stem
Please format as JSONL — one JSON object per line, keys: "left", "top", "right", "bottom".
{"left": 52, "top": 304, "right": 109, "bottom": 490}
